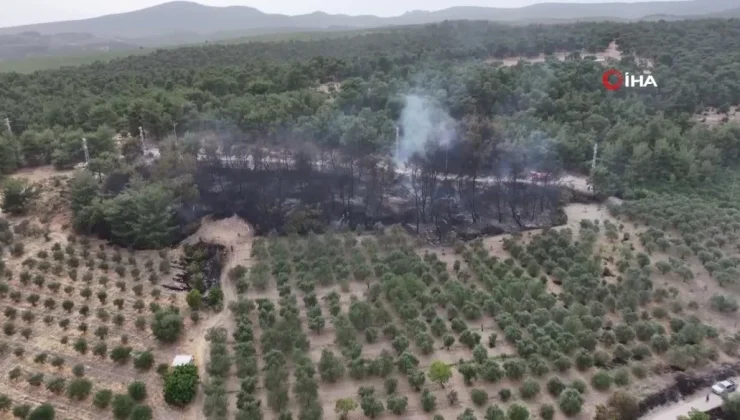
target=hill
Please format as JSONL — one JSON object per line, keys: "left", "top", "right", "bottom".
{"left": 1, "top": 0, "right": 738, "bottom": 40}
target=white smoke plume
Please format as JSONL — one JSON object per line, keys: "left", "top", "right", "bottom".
{"left": 394, "top": 94, "right": 456, "bottom": 166}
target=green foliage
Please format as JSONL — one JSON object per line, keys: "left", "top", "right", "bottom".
{"left": 67, "top": 378, "right": 93, "bottom": 400}
{"left": 164, "top": 364, "right": 199, "bottom": 407}
{"left": 2, "top": 179, "right": 36, "bottom": 215}
{"left": 112, "top": 394, "right": 136, "bottom": 419}
{"left": 428, "top": 361, "right": 452, "bottom": 388}
{"left": 128, "top": 381, "right": 147, "bottom": 402}
{"left": 151, "top": 309, "right": 184, "bottom": 343}
{"left": 93, "top": 389, "right": 113, "bottom": 409}
{"left": 470, "top": 388, "right": 488, "bottom": 406}
{"left": 130, "top": 405, "right": 153, "bottom": 420}
{"left": 27, "top": 404, "right": 55, "bottom": 420}
{"left": 558, "top": 388, "right": 584, "bottom": 416}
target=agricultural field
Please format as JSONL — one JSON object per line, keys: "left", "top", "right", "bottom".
{"left": 0, "top": 174, "right": 214, "bottom": 420}
{"left": 201, "top": 199, "right": 740, "bottom": 420}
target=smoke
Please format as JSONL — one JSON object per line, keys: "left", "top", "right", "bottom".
{"left": 394, "top": 94, "right": 456, "bottom": 166}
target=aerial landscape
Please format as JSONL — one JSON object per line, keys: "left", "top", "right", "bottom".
{"left": 2, "top": 0, "right": 740, "bottom": 419}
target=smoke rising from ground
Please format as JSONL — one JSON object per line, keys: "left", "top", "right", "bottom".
{"left": 394, "top": 94, "right": 456, "bottom": 166}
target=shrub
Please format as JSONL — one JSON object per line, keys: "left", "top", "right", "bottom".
{"left": 128, "top": 381, "right": 147, "bottom": 402}
{"left": 507, "top": 404, "right": 530, "bottom": 420}
{"left": 571, "top": 379, "right": 587, "bottom": 394}
{"left": 558, "top": 388, "right": 584, "bottom": 416}
{"left": 0, "top": 394, "right": 10, "bottom": 411}
{"left": 130, "top": 405, "right": 153, "bottom": 420}
{"left": 134, "top": 351, "right": 155, "bottom": 370}
{"left": 547, "top": 377, "right": 566, "bottom": 397}
{"left": 520, "top": 379, "right": 540, "bottom": 399}
{"left": 164, "top": 364, "right": 199, "bottom": 406}
{"left": 112, "top": 394, "right": 135, "bottom": 419}
{"left": 540, "top": 404, "right": 555, "bottom": 420}
{"left": 498, "top": 388, "right": 512, "bottom": 402}
{"left": 27, "top": 403, "right": 55, "bottom": 420}
{"left": 386, "top": 395, "right": 408, "bottom": 415}
{"left": 93, "top": 389, "right": 113, "bottom": 409}
{"left": 67, "top": 378, "right": 93, "bottom": 400}
{"left": 151, "top": 310, "right": 184, "bottom": 343}
{"left": 470, "top": 388, "right": 488, "bottom": 406}
{"left": 12, "top": 404, "right": 31, "bottom": 419}
{"left": 591, "top": 371, "right": 612, "bottom": 391}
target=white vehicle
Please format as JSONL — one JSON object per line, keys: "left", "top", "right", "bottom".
{"left": 711, "top": 379, "right": 737, "bottom": 396}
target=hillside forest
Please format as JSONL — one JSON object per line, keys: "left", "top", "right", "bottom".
{"left": 1, "top": 19, "right": 740, "bottom": 247}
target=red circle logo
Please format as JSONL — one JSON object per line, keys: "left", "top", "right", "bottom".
{"left": 602, "top": 69, "right": 623, "bottom": 91}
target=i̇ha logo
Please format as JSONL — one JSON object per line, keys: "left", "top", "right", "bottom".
{"left": 602, "top": 68, "right": 657, "bottom": 91}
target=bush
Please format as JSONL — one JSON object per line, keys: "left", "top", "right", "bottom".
{"left": 507, "top": 404, "right": 530, "bottom": 420}
{"left": 540, "top": 404, "right": 555, "bottom": 420}
{"left": 130, "top": 404, "right": 153, "bottom": 420}
{"left": 151, "top": 309, "right": 184, "bottom": 343}
{"left": 112, "top": 394, "right": 135, "bottom": 419}
{"left": 0, "top": 394, "right": 10, "bottom": 411}
{"left": 164, "top": 364, "right": 199, "bottom": 406}
{"left": 12, "top": 404, "right": 30, "bottom": 419}
{"left": 591, "top": 371, "right": 612, "bottom": 391}
{"left": 67, "top": 378, "right": 93, "bottom": 400}
{"left": 558, "top": 388, "right": 584, "bottom": 416}
{"left": 470, "top": 388, "right": 488, "bottom": 406}
{"left": 498, "top": 388, "right": 512, "bottom": 402}
{"left": 93, "top": 389, "right": 113, "bottom": 409}
{"left": 128, "top": 381, "right": 147, "bottom": 402}
{"left": 520, "top": 379, "right": 540, "bottom": 399}
{"left": 386, "top": 395, "right": 408, "bottom": 415}
{"left": 547, "top": 377, "right": 566, "bottom": 397}
{"left": 134, "top": 351, "right": 155, "bottom": 370}
{"left": 571, "top": 379, "right": 587, "bottom": 394}
{"left": 27, "top": 403, "right": 55, "bottom": 420}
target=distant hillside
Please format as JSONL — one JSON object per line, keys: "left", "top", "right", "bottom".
{"left": 0, "top": 0, "right": 738, "bottom": 60}
{"left": 1, "top": 0, "right": 738, "bottom": 39}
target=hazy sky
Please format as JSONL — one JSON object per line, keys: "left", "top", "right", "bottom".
{"left": 2, "top": 0, "right": 680, "bottom": 27}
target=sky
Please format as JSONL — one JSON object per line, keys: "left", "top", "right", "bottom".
{"left": 2, "top": 0, "right": 682, "bottom": 27}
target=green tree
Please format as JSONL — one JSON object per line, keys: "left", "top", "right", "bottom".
{"left": 112, "top": 394, "right": 135, "bottom": 420}
{"left": 128, "top": 381, "right": 147, "bottom": 402}
{"left": 27, "top": 403, "right": 55, "bottom": 420}
{"left": 103, "top": 183, "right": 177, "bottom": 248}
{"left": 428, "top": 361, "right": 453, "bottom": 388}
{"left": 335, "top": 398, "right": 357, "bottom": 420}
{"left": 507, "top": 403, "right": 530, "bottom": 420}
{"left": 558, "top": 388, "right": 584, "bottom": 416}
{"left": 164, "top": 364, "right": 199, "bottom": 407}
{"left": 130, "top": 405, "right": 153, "bottom": 420}
{"left": 151, "top": 309, "right": 184, "bottom": 343}
{"left": 2, "top": 179, "right": 36, "bottom": 215}
{"left": 186, "top": 290, "right": 202, "bottom": 310}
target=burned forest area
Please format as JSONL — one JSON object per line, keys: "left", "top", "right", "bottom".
{"left": 194, "top": 142, "right": 570, "bottom": 241}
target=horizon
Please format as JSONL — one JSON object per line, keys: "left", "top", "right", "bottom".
{"left": 0, "top": 0, "right": 692, "bottom": 29}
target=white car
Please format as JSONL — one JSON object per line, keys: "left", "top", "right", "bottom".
{"left": 711, "top": 379, "right": 737, "bottom": 396}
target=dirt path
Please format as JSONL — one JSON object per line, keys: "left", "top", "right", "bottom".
{"left": 184, "top": 215, "right": 253, "bottom": 420}
{"left": 643, "top": 378, "right": 738, "bottom": 420}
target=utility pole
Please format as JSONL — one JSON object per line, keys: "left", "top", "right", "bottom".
{"left": 4, "top": 117, "right": 11, "bottom": 135}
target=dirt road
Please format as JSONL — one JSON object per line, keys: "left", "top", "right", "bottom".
{"left": 642, "top": 379, "right": 738, "bottom": 420}
{"left": 185, "top": 215, "right": 253, "bottom": 420}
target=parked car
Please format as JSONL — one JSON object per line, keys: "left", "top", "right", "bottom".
{"left": 712, "top": 379, "right": 737, "bottom": 396}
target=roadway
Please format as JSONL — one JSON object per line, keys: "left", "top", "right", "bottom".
{"left": 642, "top": 378, "right": 738, "bottom": 420}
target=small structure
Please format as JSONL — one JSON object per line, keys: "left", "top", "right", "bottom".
{"left": 171, "top": 355, "right": 194, "bottom": 367}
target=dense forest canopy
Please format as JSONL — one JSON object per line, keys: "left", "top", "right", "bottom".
{"left": 2, "top": 18, "right": 740, "bottom": 246}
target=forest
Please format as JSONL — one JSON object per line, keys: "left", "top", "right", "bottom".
{"left": 2, "top": 18, "right": 740, "bottom": 246}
